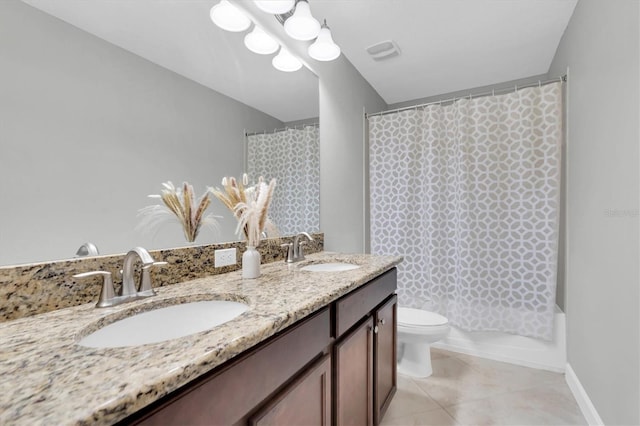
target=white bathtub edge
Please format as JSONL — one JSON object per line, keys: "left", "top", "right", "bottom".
{"left": 431, "top": 306, "right": 566, "bottom": 372}
{"left": 565, "top": 363, "right": 604, "bottom": 426}
{"left": 432, "top": 341, "right": 565, "bottom": 373}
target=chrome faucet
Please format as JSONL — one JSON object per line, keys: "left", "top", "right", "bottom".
{"left": 282, "top": 232, "right": 314, "bottom": 263}
{"left": 121, "top": 247, "right": 155, "bottom": 297}
{"left": 73, "top": 246, "right": 166, "bottom": 308}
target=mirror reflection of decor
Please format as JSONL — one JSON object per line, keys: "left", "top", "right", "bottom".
{"left": 246, "top": 125, "right": 320, "bottom": 235}
{"left": 137, "top": 182, "right": 219, "bottom": 243}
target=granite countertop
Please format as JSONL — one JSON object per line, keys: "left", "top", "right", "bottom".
{"left": 0, "top": 252, "right": 402, "bottom": 425}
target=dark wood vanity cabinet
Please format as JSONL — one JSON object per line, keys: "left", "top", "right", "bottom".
{"left": 126, "top": 268, "right": 397, "bottom": 426}
{"left": 374, "top": 295, "right": 397, "bottom": 425}
{"left": 334, "top": 269, "right": 397, "bottom": 426}
{"left": 249, "top": 354, "right": 331, "bottom": 426}
{"left": 334, "top": 316, "right": 375, "bottom": 425}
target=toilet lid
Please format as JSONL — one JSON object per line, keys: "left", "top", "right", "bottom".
{"left": 398, "top": 307, "right": 448, "bottom": 327}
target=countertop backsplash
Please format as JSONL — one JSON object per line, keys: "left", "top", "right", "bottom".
{"left": 0, "top": 233, "right": 323, "bottom": 322}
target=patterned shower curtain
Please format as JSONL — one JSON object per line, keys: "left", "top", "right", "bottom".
{"left": 369, "top": 83, "right": 562, "bottom": 340}
{"left": 247, "top": 126, "right": 320, "bottom": 236}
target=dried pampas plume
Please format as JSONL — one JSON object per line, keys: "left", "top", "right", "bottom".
{"left": 210, "top": 174, "right": 276, "bottom": 247}
{"left": 137, "top": 181, "right": 220, "bottom": 242}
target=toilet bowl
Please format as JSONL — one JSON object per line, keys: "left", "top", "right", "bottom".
{"left": 397, "top": 307, "right": 450, "bottom": 378}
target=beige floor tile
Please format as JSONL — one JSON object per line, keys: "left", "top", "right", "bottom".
{"left": 447, "top": 350, "right": 564, "bottom": 390}
{"left": 431, "top": 348, "right": 450, "bottom": 360}
{"left": 395, "top": 349, "right": 586, "bottom": 426}
{"left": 443, "top": 383, "right": 587, "bottom": 426}
{"left": 380, "top": 407, "right": 458, "bottom": 426}
{"left": 384, "top": 375, "right": 441, "bottom": 421}
{"left": 412, "top": 356, "right": 508, "bottom": 406}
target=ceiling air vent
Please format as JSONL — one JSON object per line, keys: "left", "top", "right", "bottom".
{"left": 365, "top": 40, "right": 400, "bottom": 61}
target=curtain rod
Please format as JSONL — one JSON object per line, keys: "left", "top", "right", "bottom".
{"left": 245, "top": 122, "right": 319, "bottom": 137}
{"left": 366, "top": 75, "right": 567, "bottom": 119}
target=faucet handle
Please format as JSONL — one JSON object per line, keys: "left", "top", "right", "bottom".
{"left": 73, "top": 271, "right": 116, "bottom": 308}
{"left": 281, "top": 243, "right": 294, "bottom": 263}
{"left": 139, "top": 261, "right": 168, "bottom": 296}
{"left": 297, "top": 241, "right": 309, "bottom": 261}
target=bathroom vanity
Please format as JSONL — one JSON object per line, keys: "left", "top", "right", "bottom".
{"left": 0, "top": 252, "right": 402, "bottom": 425}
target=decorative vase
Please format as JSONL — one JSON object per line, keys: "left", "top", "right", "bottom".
{"left": 242, "top": 246, "right": 261, "bottom": 279}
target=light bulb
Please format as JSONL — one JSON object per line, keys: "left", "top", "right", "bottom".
{"left": 210, "top": 0, "right": 251, "bottom": 32}
{"left": 284, "top": 0, "right": 320, "bottom": 41}
{"left": 308, "top": 21, "right": 340, "bottom": 61}
{"left": 244, "top": 25, "right": 279, "bottom": 55}
{"left": 254, "top": 0, "right": 295, "bottom": 14}
{"left": 272, "top": 47, "right": 302, "bottom": 72}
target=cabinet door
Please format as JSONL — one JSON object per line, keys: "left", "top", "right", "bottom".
{"left": 249, "top": 354, "right": 331, "bottom": 426}
{"left": 334, "top": 317, "right": 374, "bottom": 426}
{"left": 374, "top": 295, "right": 397, "bottom": 425}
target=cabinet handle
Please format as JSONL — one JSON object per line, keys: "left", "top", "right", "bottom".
{"left": 378, "top": 318, "right": 386, "bottom": 326}
{"left": 373, "top": 325, "right": 379, "bottom": 334}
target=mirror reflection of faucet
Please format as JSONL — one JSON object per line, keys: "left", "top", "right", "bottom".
{"left": 75, "top": 242, "right": 99, "bottom": 257}
{"left": 73, "top": 247, "right": 166, "bottom": 308}
{"left": 281, "top": 232, "right": 314, "bottom": 263}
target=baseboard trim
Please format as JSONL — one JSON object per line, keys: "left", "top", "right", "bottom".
{"left": 565, "top": 363, "right": 604, "bottom": 425}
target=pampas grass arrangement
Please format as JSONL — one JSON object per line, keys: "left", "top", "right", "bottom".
{"left": 137, "top": 181, "right": 220, "bottom": 242}
{"left": 210, "top": 174, "right": 276, "bottom": 247}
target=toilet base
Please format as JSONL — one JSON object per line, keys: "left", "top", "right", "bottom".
{"left": 397, "top": 341, "right": 433, "bottom": 378}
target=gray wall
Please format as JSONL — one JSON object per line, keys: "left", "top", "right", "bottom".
{"left": 316, "top": 58, "right": 387, "bottom": 253}
{"left": 0, "top": 1, "right": 283, "bottom": 266}
{"left": 548, "top": 0, "right": 639, "bottom": 424}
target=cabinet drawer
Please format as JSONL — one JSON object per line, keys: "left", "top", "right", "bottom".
{"left": 133, "top": 307, "right": 331, "bottom": 426}
{"left": 249, "top": 354, "right": 331, "bottom": 426}
{"left": 334, "top": 268, "right": 397, "bottom": 338}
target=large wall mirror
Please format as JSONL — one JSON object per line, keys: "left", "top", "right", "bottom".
{"left": 246, "top": 124, "right": 320, "bottom": 236}
{"left": 0, "top": 0, "right": 319, "bottom": 266}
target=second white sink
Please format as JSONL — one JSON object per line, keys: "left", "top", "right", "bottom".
{"left": 300, "top": 262, "right": 361, "bottom": 272}
{"left": 78, "top": 300, "right": 249, "bottom": 348}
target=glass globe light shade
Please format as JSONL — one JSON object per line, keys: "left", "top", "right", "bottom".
{"left": 244, "top": 26, "right": 279, "bottom": 55}
{"left": 308, "top": 22, "right": 340, "bottom": 61}
{"left": 272, "top": 47, "right": 303, "bottom": 72}
{"left": 254, "top": 0, "right": 295, "bottom": 14}
{"left": 283, "top": 0, "right": 320, "bottom": 41}
{"left": 210, "top": 0, "right": 251, "bottom": 32}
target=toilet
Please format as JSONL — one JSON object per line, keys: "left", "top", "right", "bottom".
{"left": 397, "top": 307, "right": 450, "bottom": 378}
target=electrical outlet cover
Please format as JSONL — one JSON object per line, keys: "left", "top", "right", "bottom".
{"left": 214, "top": 248, "right": 237, "bottom": 267}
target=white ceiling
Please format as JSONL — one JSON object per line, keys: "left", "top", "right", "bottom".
{"left": 310, "top": 0, "right": 577, "bottom": 104}
{"left": 21, "top": 0, "right": 577, "bottom": 121}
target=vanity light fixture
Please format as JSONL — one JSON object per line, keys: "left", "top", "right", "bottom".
{"left": 308, "top": 19, "right": 340, "bottom": 61}
{"left": 254, "top": 0, "right": 295, "bottom": 14}
{"left": 272, "top": 47, "right": 303, "bottom": 72}
{"left": 244, "top": 25, "right": 279, "bottom": 55}
{"left": 284, "top": 0, "right": 320, "bottom": 41}
{"left": 210, "top": 0, "right": 251, "bottom": 32}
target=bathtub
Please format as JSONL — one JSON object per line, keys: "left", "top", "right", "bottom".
{"left": 432, "top": 305, "right": 566, "bottom": 372}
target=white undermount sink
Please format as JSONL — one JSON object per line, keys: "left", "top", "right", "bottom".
{"left": 78, "top": 300, "right": 249, "bottom": 348}
{"left": 300, "top": 262, "right": 361, "bottom": 272}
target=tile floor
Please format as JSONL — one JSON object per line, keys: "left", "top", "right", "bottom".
{"left": 381, "top": 348, "right": 586, "bottom": 426}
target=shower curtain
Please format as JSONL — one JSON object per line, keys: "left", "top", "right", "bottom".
{"left": 369, "top": 82, "right": 562, "bottom": 340}
{"left": 247, "top": 126, "right": 320, "bottom": 236}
